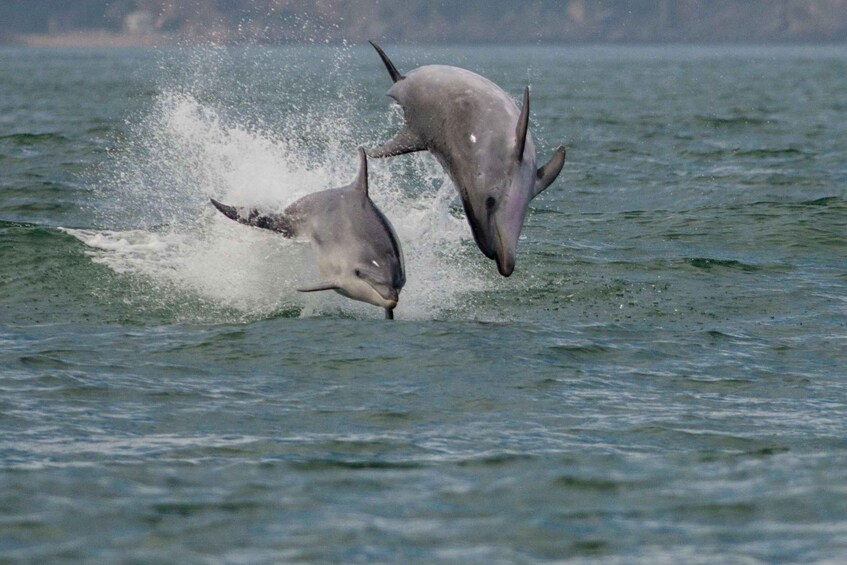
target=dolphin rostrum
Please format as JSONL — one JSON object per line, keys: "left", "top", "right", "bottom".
{"left": 367, "top": 41, "right": 566, "bottom": 277}
{"left": 210, "top": 148, "right": 405, "bottom": 319}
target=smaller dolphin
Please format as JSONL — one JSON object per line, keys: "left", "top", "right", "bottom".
{"left": 211, "top": 148, "right": 405, "bottom": 319}
{"left": 367, "top": 41, "right": 566, "bottom": 277}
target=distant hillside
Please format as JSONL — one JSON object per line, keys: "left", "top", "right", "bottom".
{"left": 2, "top": 0, "right": 847, "bottom": 45}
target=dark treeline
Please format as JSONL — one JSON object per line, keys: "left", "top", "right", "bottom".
{"left": 2, "top": 0, "right": 846, "bottom": 44}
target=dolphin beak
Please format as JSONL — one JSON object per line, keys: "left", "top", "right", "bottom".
{"left": 383, "top": 294, "right": 397, "bottom": 320}
{"left": 495, "top": 229, "right": 516, "bottom": 277}
{"left": 376, "top": 286, "right": 399, "bottom": 310}
{"left": 491, "top": 189, "right": 528, "bottom": 277}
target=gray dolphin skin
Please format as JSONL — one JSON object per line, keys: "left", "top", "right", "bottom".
{"left": 210, "top": 148, "right": 405, "bottom": 319}
{"left": 367, "top": 41, "right": 566, "bottom": 277}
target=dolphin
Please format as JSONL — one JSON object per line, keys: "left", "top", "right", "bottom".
{"left": 210, "top": 148, "right": 405, "bottom": 319}
{"left": 367, "top": 41, "right": 566, "bottom": 277}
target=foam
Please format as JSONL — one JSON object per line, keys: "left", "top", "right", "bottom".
{"left": 74, "top": 48, "right": 491, "bottom": 321}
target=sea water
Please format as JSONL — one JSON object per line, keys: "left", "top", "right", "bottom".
{"left": 1, "top": 44, "right": 846, "bottom": 563}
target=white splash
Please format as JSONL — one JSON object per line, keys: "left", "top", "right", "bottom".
{"left": 74, "top": 52, "right": 491, "bottom": 322}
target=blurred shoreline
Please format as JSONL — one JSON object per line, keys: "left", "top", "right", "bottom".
{"left": 3, "top": 31, "right": 177, "bottom": 48}
{"left": 3, "top": 32, "right": 846, "bottom": 49}
{"left": 1, "top": 1, "right": 846, "bottom": 47}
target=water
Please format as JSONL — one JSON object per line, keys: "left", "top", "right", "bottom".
{"left": 1, "top": 43, "right": 846, "bottom": 563}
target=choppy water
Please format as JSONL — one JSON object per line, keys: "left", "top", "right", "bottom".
{"left": 1, "top": 44, "right": 846, "bottom": 563}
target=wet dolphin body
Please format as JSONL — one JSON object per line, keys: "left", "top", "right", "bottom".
{"left": 210, "top": 149, "right": 405, "bottom": 319}
{"left": 367, "top": 41, "right": 566, "bottom": 277}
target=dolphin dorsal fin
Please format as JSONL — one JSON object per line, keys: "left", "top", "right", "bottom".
{"left": 515, "top": 86, "right": 530, "bottom": 162}
{"left": 369, "top": 41, "right": 405, "bottom": 83}
{"left": 354, "top": 147, "right": 369, "bottom": 196}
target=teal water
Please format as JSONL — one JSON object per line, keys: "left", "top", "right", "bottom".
{"left": 1, "top": 44, "right": 846, "bottom": 563}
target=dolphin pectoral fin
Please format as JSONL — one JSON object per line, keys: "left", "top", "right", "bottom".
{"left": 366, "top": 127, "right": 426, "bottom": 159}
{"left": 369, "top": 40, "right": 405, "bottom": 83}
{"left": 533, "top": 146, "right": 567, "bottom": 198}
{"left": 297, "top": 281, "right": 340, "bottom": 293}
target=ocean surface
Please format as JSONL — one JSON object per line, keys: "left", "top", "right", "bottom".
{"left": 1, "top": 43, "right": 846, "bottom": 563}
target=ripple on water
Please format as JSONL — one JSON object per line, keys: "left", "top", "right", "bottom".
{"left": 0, "top": 132, "right": 71, "bottom": 145}
{"left": 1, "top": 45, "right": 846, "bottom": 564}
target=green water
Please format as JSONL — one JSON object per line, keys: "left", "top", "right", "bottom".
{"left": 1, "top": 44, "right": 846, "bottom": 563}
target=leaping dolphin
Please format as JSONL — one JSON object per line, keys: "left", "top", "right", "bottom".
{"left": 210, "top": 148, "right": 405, "bottom": 319}
{"left": 367, "top": 41, "right": 566, "bottom": 277}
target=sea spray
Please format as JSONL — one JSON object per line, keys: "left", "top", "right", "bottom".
{"left": 72, "top": 46, "right": 492, "bottom": 322}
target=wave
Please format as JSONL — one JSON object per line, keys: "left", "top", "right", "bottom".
{"left": 0, "top": 132, "right": 70, "bottom": 145}
{"left": 694, "top": 115, "right": 772, "bottom": 127}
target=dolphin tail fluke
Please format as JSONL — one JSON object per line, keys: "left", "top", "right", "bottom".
{"left": 515, "top": 86, "right": 530, "bottom": 162}
{"left": 210, "top": 198, "right": 295, "bottom": 237}
{"left": 366, "top": 126, "right": 426, "bottom": 159}
{"left": 533, "top": 146, "right": 567, "bottom": 198}
{"left": 369, "top": 40, "right": 405, "bottom": 83}
{"left": 210, "top": 198, "right": 239, "bottom": 221}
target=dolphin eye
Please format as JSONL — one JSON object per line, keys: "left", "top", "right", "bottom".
{"left": 354, "top": 269, "right": 363, "bottom": 278}
{"left": 486, "top": 196, "right": 496, "bottom": 211}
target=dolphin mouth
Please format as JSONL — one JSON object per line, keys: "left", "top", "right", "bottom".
{"left": 462, "top": 198, "right": 497, "bottom": 260}
{"left": 496, "top": 256, "right": 515, "bottom": 277}
{"left": 495, "top": 230, "right": 516, "bottom": 277}
{"left": 373, "top": 285, "right": 399, "bottom": 309}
